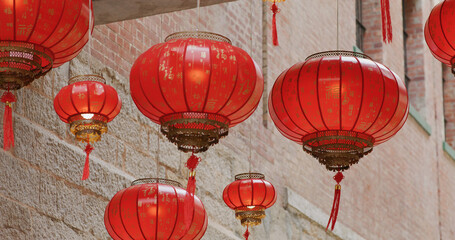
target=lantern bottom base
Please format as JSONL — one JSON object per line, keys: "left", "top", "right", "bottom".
{"left": 69, "top": 117, "right": 108, "bottom": 143}
{"left": 235, "top": 209, "right": 265, "bottom": 227}
{"left": 160, "top": 112, "right": 230, "bottom": 153}
{"left": 0, "top": 41, "right": 53, "bottom": 90}
{"left": 302, "top": 130, "right": 374, "bottom": 172}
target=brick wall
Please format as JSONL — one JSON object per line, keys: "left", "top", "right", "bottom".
{"left": 1, "top": 0, "right": 454, "bottom": 239}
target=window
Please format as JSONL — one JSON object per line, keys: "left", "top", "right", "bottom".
{"left": 356, "top": 0, "right": 366, "bottom": 51}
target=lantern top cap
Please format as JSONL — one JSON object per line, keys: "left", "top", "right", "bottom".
{"left": 131, "top": 178, "right": 183, "bottom": 187}
{"left": 68, "top": 75, "right": 106, "bottom": 85}
{"left": 305, "top": 50, "right": 372, "bottom": 61}
{"left": 165, "top": 31, "right": 232, "bottom": 45}
{"left": 235, "top": 173, "right": 265, "bottom": 181}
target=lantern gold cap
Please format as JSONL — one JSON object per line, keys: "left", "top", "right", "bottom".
{"left": 131, "top": 178, "right": 183, "bottom": 188}
{"left": 68, "top": 74, "right": 106, "bottom": 85}
{"left": 165, "top": 31, "right": 232, "bottom": 44}
{"left": 305, "top": 50, "right": 372, "bottom": 61}
{"left": 235, "top": 173, "right": 265, "bottom": 180}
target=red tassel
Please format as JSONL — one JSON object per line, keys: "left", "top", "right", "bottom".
{"left": 184, "top": 153, "right": 201, "bottom": 232}
{"left": 243, "top": 225, "right": 250, "bottom": 240}
{"left": 1, "top": 91, "right": 16, "bottom": 151}
{"left": 381, "top": 0, "right": 392, "bottom": 43}
{"left": 271, "top": 2, "right": 280, "bottom": 46}
{"left": 326, "top": 171, "right": 344, "bottom": 231}
{"left": 82, "top": 143, "right": 94, "bottom": 180}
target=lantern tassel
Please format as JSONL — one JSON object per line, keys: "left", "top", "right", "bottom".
{"left": 271, "top": 1, "right": 280, "bottom": 46}
{"left": 82, "top": 143, "right": 94, "bottom": 180}
{"left": 243, "top": 225, "right": 250, "bottom": 240}
{"left": 184, "top": 153, "right": 201, "bottom": 232}
{"left": 326, "top": 171, "right": 344, "bottom": 231}
{"left": 381, "top": 0, "right": 392, "bottom": 43}
{"left": 1, "top": 91, "right": 16, "bottom": 151}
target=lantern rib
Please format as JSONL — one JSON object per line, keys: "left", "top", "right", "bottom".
{"left": 53, "top": 10, "right": 94, "bottom": 56}
{"left": 53, "top": 33, "right": 88, "bottom": 59}
{"left": 135, "top": 185, "right": 147, "bottom": 240}
{"left": 364, "top": 61, "right": 388, "bottom": 134}
{"left": 106, "top": 202, "right": 124, "bottom": 240}
{"left": 69, "top": 85, "right": 82, "bottom": 115}
{"left": 55, "top": 91, "right": 72, "bottom": 121}
{"left": 193, "top": 202, "right": 207, "bottom": 239}
{"left": 225, "top": 183, "right": 237, "bottom": 208}
{"left": 215, "top": 48, "right": 241, "bottom": 116}
{"left": 181, "top": 39, "right": 192, "bottom": 112}
{"left": 182, "top": 196, "right": 198, "bottom": 239}
{"left": 201, "top": 40, "right": 213, "bottom": 112}
{"left": 350, "top": 57, "right": 365, "bottom": 132}
{"left": 339, "top": 55, "right": 342, "bottom": 130}
{"left": 166, "top": 185, "right": 179, "bottom": 238}
{"left": 371, "top": 65, "right": 404, "bottom": 138}
{"left": 137, "top": 45, "right": 165, "bottom": 116}
{"left": 258, "top": 180, "right": 267, "bottom": 207}
{"left": 156, "top": 52, "right": 176, "bottom": 114}
{"left": 26, "top": 0, "right": 42, "bottom": 42}
{"left": 265, "top": 181, "right": 277, "bottom": 207}
{"left": 250, "top": 179, "right": 254, "bottom": 206}
{"left": 97, "top": 84, "right": 108, "bottom": 117}
{"left": 104, "top": 88, "right": 121, "bottom": 121}
{"left": 47, "top": 1, "right": 84, "bottom": 50}
{"left": 238, "top": 180, "right": 245, "bottom": 206}
{"left": 296, "top": 61, "right": 318, "bottom": 132}
{"left": 279, "top": 63, "right": 309, "bottom": 134}
{"left": 155, "top": 184, "right": 160, "bottom": 240}
{"left": 439, "top": 1, "right": 455, "bottom": 54}
{"left": 225, "top": 52, "right": 259, "bottom": 121}
{"left": 39, "top": 0, "right": 66, "bottom": 46}
{"left": 372, "top": 66, "right": 409, "bottom": 139}
{"left": 315, "top": 57, "right": 329, "bottom": 130}
{"left": 87, "top": 83, "right": 92, "bottom": 113}
{"left": 118, "top": 189, "right": 135, "bottom": 240}
{"left": 13, "top": 0, "right": 16, "bottom": 41}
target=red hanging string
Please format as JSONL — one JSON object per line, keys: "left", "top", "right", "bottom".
{"left": 243, "top": 225, "right": 250, "bottom": 240}
{"left": 271, "top": 1, "right": 280, "bottom": 46}
{"left": 326, "top": 171, "right": 344, "bottom": 231}
{"left": 82, "top": 142, "right": 94, "bottom": 180}
{"left": 184, "top": 152, "right": 201, "bottom": 232}
{"left": 381, "top": 0, "right": 392, "bottom": 43}
{"left": 1, "top": 91, "right": 16, "bottom": 151}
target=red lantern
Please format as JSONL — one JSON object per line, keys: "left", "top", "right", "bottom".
{"left": 130, "top": 31, "right": 263, "bottom": 199}
{"left": 268, "top": 51, "right": 409, "bottom": 230}
{"left": 223, "top": 173, "right": 277, "bottom": 240}
{"left": 54, "top": 75, "right": 121, "bottom": 180}
{"left": 0, "top": 0, "right": 94, "bottom": 150}
{"left": 425, "top": 0, "right": 455, "bottom": 74}
{"left": 104, "top": 178, "right": 208, "bottom": 240}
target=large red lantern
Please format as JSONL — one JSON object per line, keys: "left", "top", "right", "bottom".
{"left": 268, "top": 51, "right": 409, "bottom": 230}
{"left": 425, "top": 0, "right": 455, "bottom": 74}
{"left": 223, "top": 173, "right": 276, "bottom": 240}
{"left": 130, "top": 31, "right": 263, "bottom": 199}
{"left": 54, "top": 75, "right": 121, "bottom": 180}
{"left": 104, "top": 178, "right": 208, "bottom": 240}
{"left": 0, "top": 0, "right": 94, "bottom": 150}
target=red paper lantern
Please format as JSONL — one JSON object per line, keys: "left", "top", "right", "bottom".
{"left": 54, "top": 75, "right": 121, "bottom": 180}
{"left": 425, "top": 0, "right": 455, "bottom": 74}
{"left": 223, "top": 173, "right": 276, "bottom": 239}
{"left": 105, "top": 178, "right": 208, "bottom": 240}
{"left": 0, "top": 0, "right": 94, "bottom": 150}
{"left": 268, "top": 51, "right": 409, "bottom": 230}
{"left": 130, "top": 31, "right": 263, "bottom": 154}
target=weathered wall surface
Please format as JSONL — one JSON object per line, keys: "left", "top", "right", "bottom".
{"left": 1, "top": 0, "right": 454, "bottom": 239}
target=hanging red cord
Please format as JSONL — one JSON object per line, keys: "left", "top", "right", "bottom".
{"left": 1, "top": 91, "right": 16, "bottom": 151}
{"left": 381, "top": 0, "right": 393, "bottom": 43}
{"left": 243, "top": 225, "right": 250, "bottom": 240}
{"left": 184, "top": 152, "right": 201, "bottom": 231}
{"left": 326, "top": 171, "right": 344, "bottom": 231}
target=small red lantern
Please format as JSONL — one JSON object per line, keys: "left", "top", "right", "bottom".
{"left": 223, "top": 173, "right": 277, "bottom": 239}
{"left": 105, "top": 178, "right": 208, "bottom": 240}
{"left": 425, "top": 0, "right": 455, "bottom": 74}
{"left": 268, "top": 51, "right": 409, "bottom": 230}
{"left": 54, "top": 75, "right": 121, "bottom": 180}
{"left": 0, "top": 0, "right": 94, "bottom": 150}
